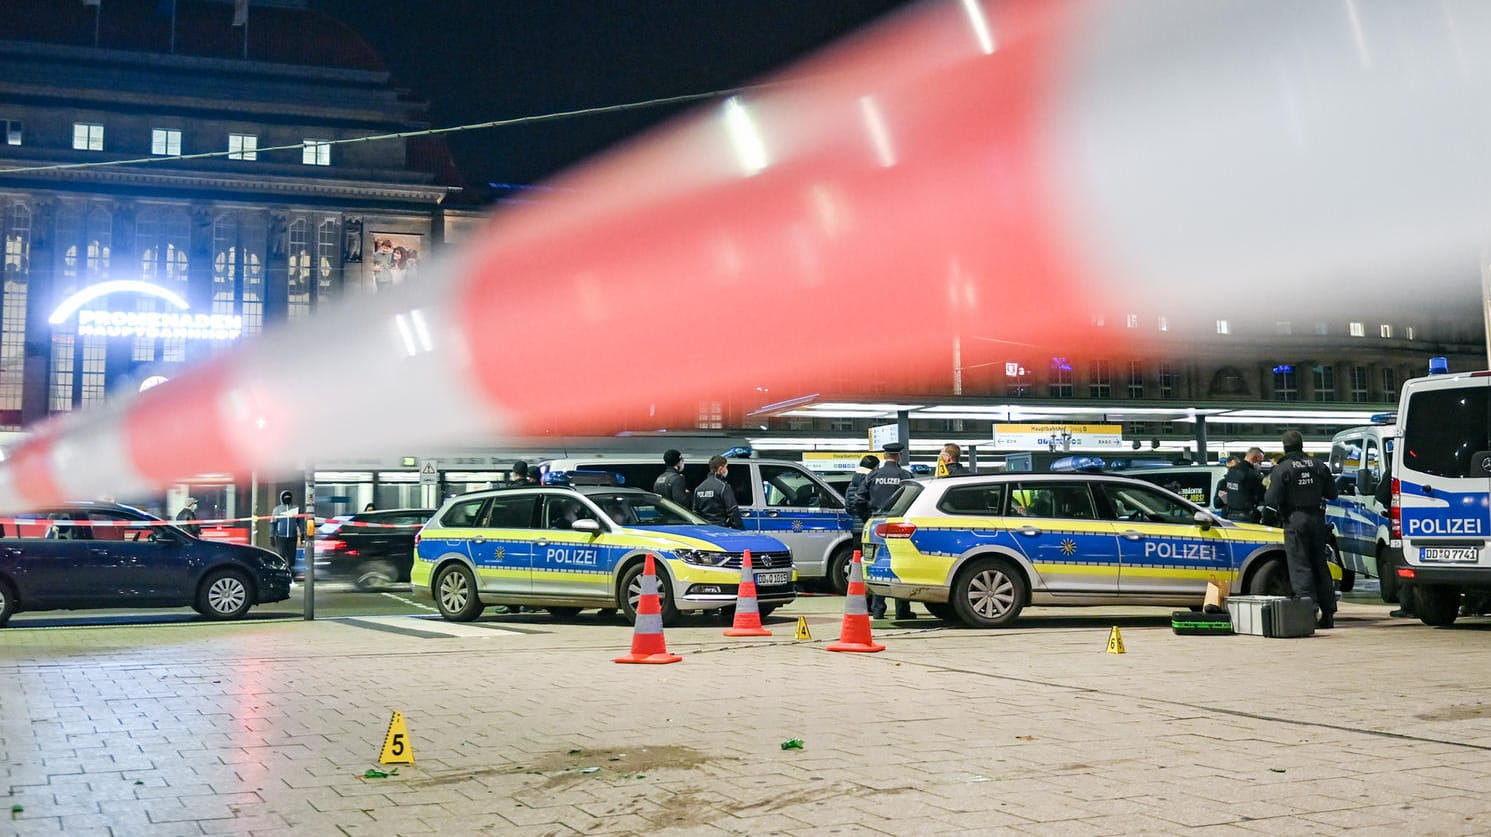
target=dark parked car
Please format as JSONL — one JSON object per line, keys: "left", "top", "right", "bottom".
{"left": 0, "top": 502, "right": 292, "bottom": 626}
{"left": 313, "top": 508, "right": 434, "bottom": 589}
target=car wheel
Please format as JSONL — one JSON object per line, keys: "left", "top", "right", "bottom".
{"left": 434, "top": 563, "right": 484, "bottom": 622}
{"left": 951, "top": 558, "right": 1026, "bottom": 627}
{"left": 355, "top": 560, "right": 398, "bottom": 591}
{"left": 1338, "top": 568, "right": 1356, "bottom": 593}
{"left": 546, "top": 607, "right": 582, "bottom": 620}
{"left": 827, "top": 546, "right": 853, "bottom": 596}
{"left": 1377, "top": 547, "right": 1400, "bottom": 604}
{"left": 619, "top": 561, "right": 682, "bottom": 628}
{"left": 0, "top": 578, "right": 15, "bottom": 626}
{"left": 197, "top": 569, "right": 253, "bottom": 620}
{"left": 1417, "top": 584, "right": 1461, "bottom": 627}
{"left": 1247, "top": 557, "right": 1293, "bottom": 597}
{"left": 923, "top": 601, "right": 957, "bottom": 624}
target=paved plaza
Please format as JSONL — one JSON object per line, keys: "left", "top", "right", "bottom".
{"left": 3, "top": 596, "right": 1491, "bottom": 836}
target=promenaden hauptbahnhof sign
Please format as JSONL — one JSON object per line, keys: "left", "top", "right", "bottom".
{"left": 47, "top": 280, "right": 243, "bottom": 341}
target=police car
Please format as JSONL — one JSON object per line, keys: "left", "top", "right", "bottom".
{"left": 411, "top": 485, "right": 795, "bottom": 625}
{"left": 862, "top": 473, "right": 1315, "bottom": 627}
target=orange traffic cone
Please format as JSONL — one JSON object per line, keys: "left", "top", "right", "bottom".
{"left": 826, "top": 550, "right": 885, "bottom": 653}
{"left": 724, "top": 549, "right": 772, "bottom": 637}
{"left": 615, "top": 554, "right": 682, "bottom": 664}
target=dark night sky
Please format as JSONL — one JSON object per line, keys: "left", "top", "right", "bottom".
{"left": 311, "top": 0, "right": 915, "bottom": 189}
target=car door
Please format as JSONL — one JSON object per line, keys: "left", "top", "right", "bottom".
{"left": 530, "top": 494, "right": 610, "bottom": 599}
{"left": 1006, "top": 482, "right": 1120, "bottom": 596}
{"left": 468, "top": 493, "right": 537, "bottom": 595}
{"left": 753, "top": 463, "right": 847, "bottom": 576}
{"left": 85, "top": 510, "right": 190, "bottom": 603}
{"left": 1098, "top": 482, "right": 1233, "bottom": 598}
{"left": 2, "top": 514, "right": 88, "bottom": 607}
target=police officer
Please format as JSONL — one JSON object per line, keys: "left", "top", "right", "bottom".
{"left": 1264, "top": 430, "right": 1339, "bottom": 628}
{"left": 270, "top": 490, "right": 299, "bottom": 572}
{"left": 859, "top": 442, "right": 916, "bottom": 619}
{"left": 844, "top": 454, "right": 880, "bottom": 533}
{"left": 1222, "top": 447, "right": 1266, "bottom": 522}
{"left": 653, "top": 449, "right": 688, "bottom": 505}
{"left": 938, "top": 443, "right": 970, "bottom": 477}
{"left": 692, "top": 455, "right": 743, "bottom": 529}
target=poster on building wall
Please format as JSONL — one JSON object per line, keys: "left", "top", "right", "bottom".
{"left": 364, "top": 232, "right": 423, "bottom": 292}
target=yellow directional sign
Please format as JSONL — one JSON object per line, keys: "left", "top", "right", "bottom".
{"left": 379, "top": 710, "right": 415, "bottom": 764}
{"left": 1105, "top": 626, "right": 1126, "bottom": 655}
{"left": 795, "top": 615, "right": 812, "bottom": 641}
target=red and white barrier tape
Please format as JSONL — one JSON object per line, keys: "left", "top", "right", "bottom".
{"left": 0, "top": 0, "right": 1486, "bottom": 512}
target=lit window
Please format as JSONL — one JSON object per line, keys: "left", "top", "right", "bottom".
{"left": 302, "top": 139, "right": 330, "bottom": 166}
{"left": 228, "top": 133, "right": 258, "bottom": 161}
{"left": 1405, "top": 326, "right": 1415, "bottom": 340}
{"left": 1216, "top": 319, "right": 1229, "bottom": 335}
{"left": 1157, "top": 316, "right": 1169, "bottom": 332}
{"left": 72, "top": 122, "right": 104, "bottom": 151}
{"left": 1275, "top": 321, "right": 1292, "bottom": 335}
{"left": 1091, "top": 313, "right": 1105, "bottom": 327}
{"left": 1125, "top": 314, "right": 1138, "bottom": 329}
{"left": 1314, "top": 321, "right": 1329, "bottom": 335}
{"left": 1349, "top": 321, "right": 1365, "bottom": 337}
{"left": 1380, "top": 323, "right": 1392, "bottom": 339}
{"left": 4, "top": 120, "right": 20, "bottom": 146}
{"left": 151, "top": 128, "right": 181, "bottom": 157}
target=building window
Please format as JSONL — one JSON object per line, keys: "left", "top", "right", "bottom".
{"left": 213, "top": 212, "right": 266, "bottom": 337}
{"left": 228, "top": 133, "right": 258, "bottom": 161}
{"left": 288, "top": 218, "right": 312, "bottom": 320}
{"left": 136, "top": 208, "right": 191, "bottom": 363}
{"left": 1381, "top": 367, "right": 1398, "bottom": 402}
{"left": 1273, "top": 364, "right": 1298, "bottom": 401}
{"left": 1157, "top": 315, "right": 1169, "bottom": 332}
{"left": 81, "top": 336, "right": 106, "bottom": 405}
{"left": 72, "top": 122, "right": 104, "bottom": 151}
{"left": 1314, "top": 321, "right": 1329, "bottom": 336}
{"left": 1350, "top": 366, "right": 1369, "bottom": 403}
{"left": 1158, "top": 362, "right": 1177, "bottom": 400}
{"left": 1125, "top": 313, "right": 1138, "bottom": 329}
{"left": 1088, "top": 360, "right": 1111, "bottom": 398}
{"left": 302, "top": 139, "right": 331, "bottom": 166}
{"left": 1405, "top": 326, "right": 1415, "bottom": 340}
{"left": 1312, "top": 363, "right": 1336, "bottom": 402}
{"left": 696, "top": 400, "right": 723, "bottom": 430}
{"left": 1380, "top": 323, "right": 1392, "bottom": 339}
{"left": 1006, "top": 362, "right": 1031, "bottom": 398}
{"left": 1048, "top": 357, "right": 1073, "bottom": 398}
{"left": 1, "top": 202, "right": 32, "bottom": 416}
{"left": 317, "top": 219, "right": 341, "bottom": 300}
{"left": 829, "top": 417, "right": 854, "bottom": 433}
{"left": 4, "top": 120, "right": 20, "bottom": 146}
{"left": 151, "top": 128, "right": 182, "bottom": 157}
{"left": 1349, "top": 321, "right": 1365, "bottom": 337}
{"left": 1091, "top": 313, "right": 1106, "bottom": 327}
{"left": 1127, "top": 361, "right": 1144, "bottom": 399}
{"left": 1216, "top": 319, "right": 1229, "bottom": 335}
{"left": 1275, "top": 321, "right": 1293, "bottom": 335}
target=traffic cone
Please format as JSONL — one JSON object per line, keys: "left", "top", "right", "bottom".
{"left": 827, "top": 550, "right": 885, "bottom": 653}
{"left": 615, "top": 554, "right": 682, "bottom": 664}
{"left": 724, "top": 549, "right": 772, "bottom": 637}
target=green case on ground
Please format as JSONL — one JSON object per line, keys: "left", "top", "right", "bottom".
{"left": 1171, "top": 610, "right": 1233, "bottom": 635}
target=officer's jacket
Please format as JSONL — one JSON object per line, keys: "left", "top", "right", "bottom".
{"left": 1264, "top": 452, "right": 1337, "bottom": 516}
{"left": 845, "top": 468, "right": 872, "bottom": 521}
{"left": 653, "top": 468, "right": 688, "bottom": 505}
{"left": 863, "top": 462, "right": 914, "bottom": 514}
{"left": 1223, "top": 460, "right": 1265, "bottom": 515}
{"left": 691, "top": 473, "right": 743, "bottom": 529}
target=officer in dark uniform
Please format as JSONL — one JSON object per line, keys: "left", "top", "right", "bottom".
{"left": 1264, "top": 430, "right": 1339, "bottom": 628}
{"left": 859, "top": 442, "right": 917, "bottom": 619}
{"left": 691, "top": 455, "right": 743, "bottom": 529}
{"left": 653, "top": 449, "right": 688, "bottom": 505}
{"left": 1222, "top": 447, "right": 1266, "bottom": 522}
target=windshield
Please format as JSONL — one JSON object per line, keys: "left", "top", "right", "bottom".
{"left": 587, "top": 492, "right": 703, "bottom": 527}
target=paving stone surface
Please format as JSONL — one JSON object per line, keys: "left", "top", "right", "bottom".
{"left": 3, "top": 600, "right": 1491, "bottom": 835}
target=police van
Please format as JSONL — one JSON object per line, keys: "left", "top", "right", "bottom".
{"left": 1326, "top": 422, "right": 1398, "bottom": 601}
{"left": 538, "top": 457, "right": 858, "bottom": 593}
{"left": 1391, "top": 364, "right": 1491, "bottom": 625}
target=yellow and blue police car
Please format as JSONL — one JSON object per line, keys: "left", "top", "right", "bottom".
{"left": 412, "top": 485, "right": 795, "bottom": 625}
{"left": 863, "top": 473, "right": 1333, "bottom": 627}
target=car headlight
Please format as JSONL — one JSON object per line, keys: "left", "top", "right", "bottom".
{"left": 674, "top": 549, "right": 731, "bottom": 567}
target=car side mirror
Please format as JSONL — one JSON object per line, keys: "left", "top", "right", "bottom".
{"left": 571, "top": 518, "right": 602, "bottom": 535}
{"left": 1193, "top": 510, "right": 1214, "bottom": 531}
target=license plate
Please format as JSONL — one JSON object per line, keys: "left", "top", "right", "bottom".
{"left": 756, "top": 571, "right": 790, "bottom": 586}
{"left": 1421, "top": 547, "right": 1480, "bottom": 563}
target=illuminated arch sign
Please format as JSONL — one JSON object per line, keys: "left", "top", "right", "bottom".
{"left": 47, "top": 281, "right": 243, "bottom": 341}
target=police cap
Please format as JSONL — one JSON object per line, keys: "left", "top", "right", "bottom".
{"left": 882, "top": 442, "right": 905, "bottom": 454}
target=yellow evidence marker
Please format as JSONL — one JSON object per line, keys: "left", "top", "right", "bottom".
{"left": 795, "top": 615, "right": 813, "bottom": 641}
{"left": 379, "top": 711, "right": 415, "bottom": 764}
{"left": 1105, "top": 626, "right": 1126, "bottom": 655}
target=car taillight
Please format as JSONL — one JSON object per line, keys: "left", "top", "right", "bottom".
{"left": 413, "top": 532, "right": 421, "bottom": 546}
{"left": 1389, "top": 478, "right": 1401, "bottom": 539}
{"left": 874, "top": 522, "right": 917, "bottom": 539}
{"left": 318, "top": 538, "right": 347, "bottom": 553}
